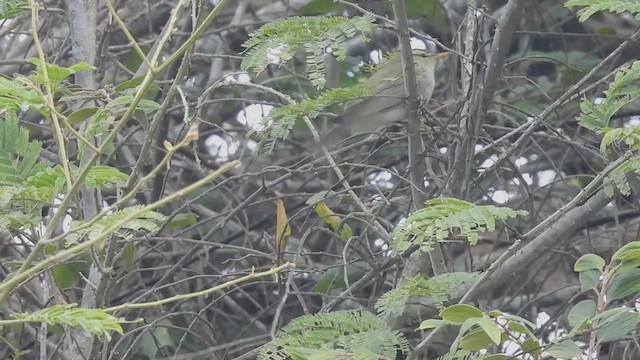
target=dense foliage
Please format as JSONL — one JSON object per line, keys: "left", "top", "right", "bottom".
{"left": 3, "top": 0, "right": 640, "bottom": 359}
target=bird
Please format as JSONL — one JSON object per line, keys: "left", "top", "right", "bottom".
{"left": 330, "top": 49, "right": 448, "bottom": 139}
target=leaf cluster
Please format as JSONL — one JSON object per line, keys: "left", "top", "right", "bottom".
{"left": 420, "top": 304, "right": 539, "bottom": 359}
{"left": 11, "top": 304, "right": 124, "bottom": 341}
{"left": 252, "top": 83, "right": 371, "bottom": 154}
{"left": 241, "top": 15, "right": 376, "bottom": 89}
{"left": 393, "top": 198, "right": 527, "bottom": 254}
{"left": 566, "top": 0, "right": 640, "bottom": 22}
{"left": 0, "top": 0, "right": 28, "bottom": 20}
{"left": 375, "top": 272, "right": 480, "bottom": 318}
{"left": 65, "top": 205, "right": 165, "bottom": 246}
{"left": 547, "top": 243, "right": 640, "bottom": 358}
{"left": 573, "top": 59, "right": 640, "bottom": 196}
{"left": 576, "top": 60, "right": 640, "bottom": 136}
{"left": 0, "top": 113, "right": 129, "bottom": 230}
{"left": 602, "top": 157, "right": 640, "bottom": 196}
{"left": 0, "top": 112, "right": 47, "bottom": 185}
{"left": 258, "top": 310, "right": 409, "bottom": 360}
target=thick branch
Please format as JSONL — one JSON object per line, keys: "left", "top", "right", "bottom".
{"left": 446, "top": 0, "right": 526, "bottom": 196}
{"left": 390, "top": 0, "right": 447, "bottom": 278}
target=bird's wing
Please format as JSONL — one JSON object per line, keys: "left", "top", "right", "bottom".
{"left": 372, "top": 73, "right": 405, "bottom": 97}
{"left": 342, "top": 95, "right": 403, "bottom": 120}
{"left": 343, "top": 73, "right": 404, "bottom": 113}
{"left": 339, "top": 72, "right": 407, "bottom": 133}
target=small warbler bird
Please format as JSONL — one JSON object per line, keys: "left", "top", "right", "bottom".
{"left": 331, "top": 50, "right": 448, "bottom": 139}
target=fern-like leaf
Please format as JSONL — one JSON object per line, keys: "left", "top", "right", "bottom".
{"left": 0, "top": 75, "right": 45, "bottom": 112}
{"left": 65, "top": 206, "right": 165, "bottom": 245}
{"left": 252, "top": 84, "right": 371, "bottom": 154}
{"left": 0, "top": 0, "right": 29, "bottom": 19}
{"left": 0, "top": 114, "right": 66, "bottom": 230}
{"left": 11, "top": 304, "right": 124, "bottom": 341}
{"left": 566, "top": 0, "right": 640, "bottom": 22}
{"left": 393, "top": 198, "right": 527, "bottom": 254}
{"left": 0, "top": 112, "right": 46, "bottom": 184}
{"left": 576, "top": 61, "right": 640, "bottom": 132}
{"left": 80, "top": 90, "right": 159, "bottom": 156}
{"left": 258, "top": 310, "right": 409, "bottom": 360}
{"left": 0, "top": 210, "right": 40, "bottom": 230}
{"left": 241, "top": 15, "right": 376, "bottom": 89}
{"left": 85, "top": 166, "right": 129, "bottom": 189}
{"left": 603, "top": 157, "right": 640, "bottom": 196}
{"left": 376, "top": 273, "right": 480, "bottom": 317}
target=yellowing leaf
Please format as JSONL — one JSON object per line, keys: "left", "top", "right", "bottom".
{"left": 276, "top": 198, "right": 291, "bottom": 266}
{"left": 123, "top": 240, "right": 136, "bottom": 274}
{"left": 315, "top": 202, "right": 352, "bottom": 240}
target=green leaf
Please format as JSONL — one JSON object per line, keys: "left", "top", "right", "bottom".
{"left": 67, "top": 107, "right": 99, "bottom": 125}
{"left": 419, "top": 319, "right": 446, "bottom": 330}
{"left": 606, "top": 268, "right": 640, "bottom": 301}
{"left": 165, "top": 213, "right": 198, "bottom": 228}
{"left": 375, "top": 272, "right": 479, "bottom": 318}
{"left": 597, "top": 310, "right": 640, "bottom": 342}
{"left": 612, "top": 241, "right": 640, "bottom": 262}
{"left": 546, "top": 340, "right": 583, "bottom": 359}
{"left": 0, "top": 76, "right": 44, "bottom": 112}
{"left": 501, "top": 313, "right": 536, "bottom": 330}
{"left": 241, "top": 15, "right": 377, "bottom": 89}
{"left": 574, "top": 254, "right": 605, "bottom": 272}
{"left": 618, "top": 249, "right": 640, "bottom": 264}
{"left": 393, "top": 198, "right": 527, "bottom": 254}
{"left": 617, "top": 258, "right": 640, "bottom": 273}
{"left": 86, "top": 166, "right": 129, "bottom": 189}
{"left": 68, "top": 62, "right": 94, "bottom": 72}
{"left": 52, "top": 262, "right": 87, "bottom": 289}
{"left": 440, "top": 304, "right": 483, "bottom": 325}
{"left": 122, "top": 46, "right": 150, "bottom": 72}
{"left": 450, "top": 318, "right": 482, "bottom": 352}
{"left": 122, "top": 241, "right": 136, "bottom": 274}
{"left": 592, "top": 307, "right": 626, "bottom": 323}
{"left": 258, "top": 311, "right": 409, "bottom": 360}
{"left": 5, "top": 349, "right": 30, "bottom": 359}
{"left": 459, "top": 327, "right": 506, "bottom": 352}
{"left": 309, "top": 350, "right": 346, "bottom": 360}
{"left": 115, "top": 75, "right": 146, "bottom": 91}
{"left": 11, "top": 304, "right": 124, "bottom": 340}
{"left": 522, "top": 338, "right": 542, "bottom": 357}
{"left": 314, "top": 264, "right": 368, "bottom": 294}
{"left": 567, "top": 299, "right": 596, "bottom": 329}
{"left": 0, "top": 113, "right": 45, "bottom": 184}
{"left": 578, "top": 269, "right": 601, "bottom": 292}
{"left": 477, "top": 316, "right": 501, "bottom": 345}
{"left": 506, "top": 321, "right": 529, "bottom": 335}
{"left": 29, "top": 59, "right": 94, "bottom": 84}
{"left": 0, "top": 0, "right": 29, "bottom": 19}
{"left": 65, "top": 206, "right": 165, "bottom": 246}
{"left": 573, "top": 61, "right": 640, "bottom": 160}
{"left": 114, "top": 75, "right": 162, "bottom": 94}
{"left": 566, "top": 0, "right": 640, "bottom": 22}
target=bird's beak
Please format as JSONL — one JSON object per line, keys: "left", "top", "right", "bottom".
{"left": 433, "top": 52, "right": 450, "bottom": 60}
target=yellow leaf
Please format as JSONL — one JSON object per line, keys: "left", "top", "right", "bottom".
{"left": 123, "top": 240, "right": 136, "bottom": 274}
{"left": 276, "top": 198, "right": 291, "bottom": 266}
{"left": 315, "top": 202, "right": 353, "bottom": 240}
